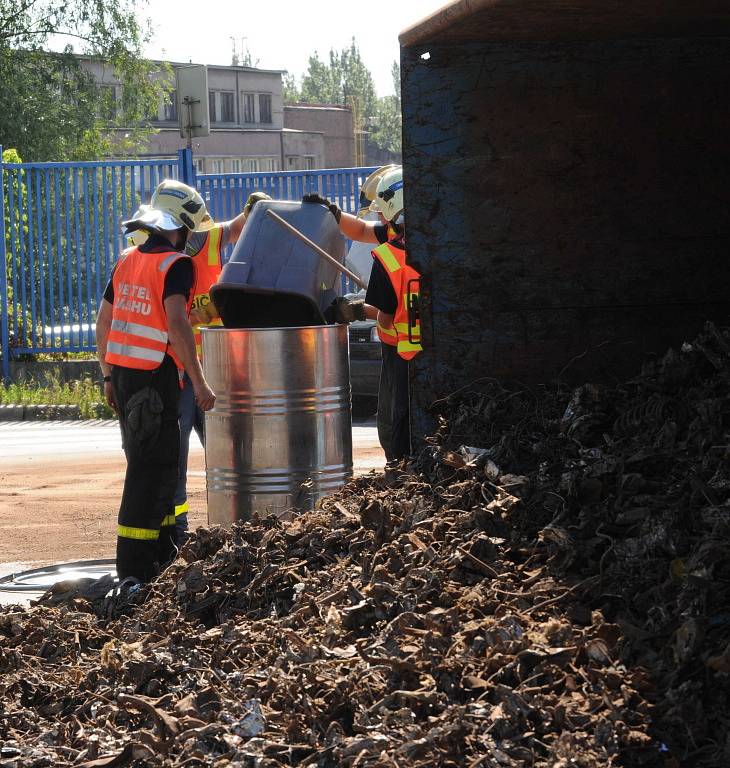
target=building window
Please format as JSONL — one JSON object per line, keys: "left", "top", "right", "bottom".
{"left": 164, "top": 90, "right": 177, "bottom": 122}
{"left": 243, "top": 156, "right": 280, "bottom": 173}
{"left": 242, "top": 93, "right": 255, "bottom": 123}
{"left": 193, "top": 158, "right": 205, "bottom": 175}
{"left": 259, "top": 93, "right": 272, "bottom": 124}
{"left": 212, "top": 159, "right": 225, "bottom": 174}
{"left": 286, "top": 156, "right": 300, "bottom": 170}
{"left": 230, "top": 158, "right": 242, "bottom": 173}
{"left": 208, "top": 91, "right": 235, "bottom": 123}
{"left": 303, "top": 156, "right": 315, "bottom": 170}
{"left": 220, "top": 91, "right": 235, "bottom": 122}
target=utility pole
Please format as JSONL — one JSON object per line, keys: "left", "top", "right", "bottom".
{"left": 182, "top": 96, "right": 201, "bottom": 151}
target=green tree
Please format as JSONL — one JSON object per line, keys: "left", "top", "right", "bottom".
{"left": 0, "top": 0, "right": 168, "bottom": 161}
{"left": 297, "top": 39, "right": 377, "bottom": 117}
{"left": 283, "top": 73, "right": 301, "bottom": 103}
{"left": 287, "top": 42, "right": 400, "bottom": 156}
{"left": 370, "top": 61, "right": 402, "bottom": 155}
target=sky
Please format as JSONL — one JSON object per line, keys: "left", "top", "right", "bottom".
{"left": 141, "top": 0, "right": 448, "bottom": 97}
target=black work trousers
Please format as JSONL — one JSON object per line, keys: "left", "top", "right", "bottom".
{"left": 112, "top": 354, "right": 181, "bottom": 582}
{"left": 376, "top": 343, "right": 411, "bottom": 462}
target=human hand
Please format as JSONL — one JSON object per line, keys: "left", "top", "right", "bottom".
{"left": 333, "top": 296, "right": 366, "bottom": 324}
{"left": 104, "top": 380, "right": 117, "bottom": 411}
{"left": 244, "top": 191, "right": 271, "bottom": 215}
{"left": 302, "top": 193, "right": 341, "bottom": 223}
{"left": 194, "top": 380, "right": 216, "bottom": 411}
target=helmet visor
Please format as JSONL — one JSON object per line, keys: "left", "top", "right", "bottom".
{"left": 123, "top": 208, "right": 184, "bottom": 233}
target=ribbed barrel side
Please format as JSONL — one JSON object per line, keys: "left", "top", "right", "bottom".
{"left": 202, "top": 325, "right": 352, "bottom": 524}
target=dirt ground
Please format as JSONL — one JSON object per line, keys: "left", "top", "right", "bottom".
{"left": 0, "top": 452, "right": 208, "bottom": 567}
{"left": 0, "top": 442, "right": 384, "bottom": 569}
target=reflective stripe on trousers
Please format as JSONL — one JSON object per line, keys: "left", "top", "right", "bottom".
{"left": 118, "top": 524, "right": 159, "bottom": 541}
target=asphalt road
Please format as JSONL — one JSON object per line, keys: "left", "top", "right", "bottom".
{"left": 0, "top": 418, "right": 382, "bottom": 470}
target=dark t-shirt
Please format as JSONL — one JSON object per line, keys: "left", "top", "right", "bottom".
{"left": 103, "top": 236, "right": 193, "bottom": 303}
{"left": 374, "top": 224, "right": 389, "bottom": 245}
{"left": 365, "top": 235, "right": 405, "bottom": 315}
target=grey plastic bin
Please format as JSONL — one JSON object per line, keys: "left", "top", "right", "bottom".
{"left": 210, "top": 200, "right": 346, "bottom": 328}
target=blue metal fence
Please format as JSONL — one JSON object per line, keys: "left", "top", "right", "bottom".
{"left": 0, "top": 150, "right": 185, "bottom": 379}
{"left": 197, "top": 167, "right": 374, "bottom": 224}
{"left": 1, "top": 155, "right": 375, "bottom": 380}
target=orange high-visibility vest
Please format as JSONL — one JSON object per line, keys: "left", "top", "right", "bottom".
{"left": 371, "top": 241, "right": 422, "bottom": 360}
{"left": 373, "top": 224, "right": 403, "bottom": 345}
{"left": 106, "top": 247, "right": 191, "bottom": 373}
{"left": 191, "top": 226, "right": 224, "bottom": 358}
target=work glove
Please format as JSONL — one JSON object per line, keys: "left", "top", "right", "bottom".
{"left": 244, "top": 191, "right": 271, "bottom": 215}
{"left": 302, "top": 192, "right": 342, "bottom": 223}
{"left": 328, "top": 296, "right": 366, "bottom": 324}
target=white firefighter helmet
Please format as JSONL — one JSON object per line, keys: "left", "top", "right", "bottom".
{"left": 373, "top": 167, "right": 404, "bottom": 224}
{"left": 151, "top": 179, "right": 213, "bottom": 232}
{"left": 357, "top": 164, "right": 399, "bottom": 218}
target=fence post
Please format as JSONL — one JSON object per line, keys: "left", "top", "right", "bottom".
{"left": 178, "top": 148, "right": 195, "bottom": 186}
{"left": 0, "top": 144, "right": 9, "bottom": 383}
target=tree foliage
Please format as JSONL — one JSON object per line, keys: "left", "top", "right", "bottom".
{"left": 0, "top": 0, "right": 168, "bottom": 161}
{"left": 285, "top": 40, "right": 400, "bottom": 155}
{"left": 369, "top": 61, "right": 402, "bottom": 155}
{"left": 297, "top": 39, "right": 377, "bottom": 118}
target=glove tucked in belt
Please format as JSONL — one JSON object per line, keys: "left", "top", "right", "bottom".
{"left": 124, "top": 386, "right": 164, "bottom": 454}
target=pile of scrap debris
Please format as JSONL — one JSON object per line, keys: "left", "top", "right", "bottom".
{"left": 1, "top": 322, "right": 729, "bottom": 767}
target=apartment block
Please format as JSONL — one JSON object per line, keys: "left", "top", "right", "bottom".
{"left": 83, "top": 59, "right": 355, "bottom": 172}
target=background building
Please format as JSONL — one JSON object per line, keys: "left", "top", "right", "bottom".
{"left": 83, "top": 59, "right": 356, "bottom": 171}
{"left": 284, "top": 104, "right": 355, "bottom": 169}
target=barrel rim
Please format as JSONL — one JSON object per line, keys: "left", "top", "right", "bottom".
{"left": 200, "top": 324, "right": 347, "bottom": 334}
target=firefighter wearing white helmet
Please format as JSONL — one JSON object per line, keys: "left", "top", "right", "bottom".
{"left": 373, "top": 166, "right": 405, "bottom": 230}
{"left": 357, "top": 164, "right": 399, "bottom": 218}
{"left": 302, "top": 165, "right": 421, "bottom": 462}
{"left": 95, "top": 183, "right": 216, "bottom": 586}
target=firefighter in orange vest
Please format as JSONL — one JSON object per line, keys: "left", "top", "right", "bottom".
{"left": 149, "top": 183, "right": 270, "bottom": 545}
{"left": 304, "top": 166, "right": 421, "bottom": 460}
{"left": 95, "top": 183, "right": 216, "bottom": 584}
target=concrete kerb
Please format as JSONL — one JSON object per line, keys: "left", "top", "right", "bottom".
{"left": 0, "top": 404, "right": 82, "bottom": 421}
{"left": 0, "top": 360, "right": 103, "bottom": 421}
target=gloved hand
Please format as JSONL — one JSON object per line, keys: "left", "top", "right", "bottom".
{"left": 244, "top": 191, "right": 271, "bottom": 215}
{"left": 302, "top": 192, "right": 342, "bottom": 223}
{"left": 329, "top": 296, "right": 366, "bottom": 324}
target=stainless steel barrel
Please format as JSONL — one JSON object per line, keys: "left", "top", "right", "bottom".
{"left": 202, "top": 324, "right": 352, "bottom": 525}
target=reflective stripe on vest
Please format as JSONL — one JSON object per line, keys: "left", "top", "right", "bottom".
{"left": 206, "top": 227, "right": 222, "bottom": 265}
{"left": 106, "top": 247, "right": 190, "bottom": 372}
{"left": 175, "top": 500, "right": 189, "bottom": 517}
{"left": 191, "top": 226, "right": 225, "bottom": 358}
{"left": 371, "top": 242, "right": 422, "bottom": 360}
{"left": 377, "top": 319, "right": 398, "bottom": 346}
{"left": 107, "top": 342, "right": 165, "bottom": 365}
{"left": 110, "top": 319, "right": 168, "bottom": 344}
{"left": 160, "top": 513, "right": 176, "bottom": 528}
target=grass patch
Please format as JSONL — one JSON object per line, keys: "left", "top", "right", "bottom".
{"left": 0, "top": 376, "right": 115, "bottom": 419}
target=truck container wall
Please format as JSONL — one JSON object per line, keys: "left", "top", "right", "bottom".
{"left": 400, "top": 4, "right": 730, "bottom": 440}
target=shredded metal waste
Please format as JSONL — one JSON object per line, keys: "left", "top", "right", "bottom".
{"left": 1, "top": 321, "right": 729, "bottom": 767}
